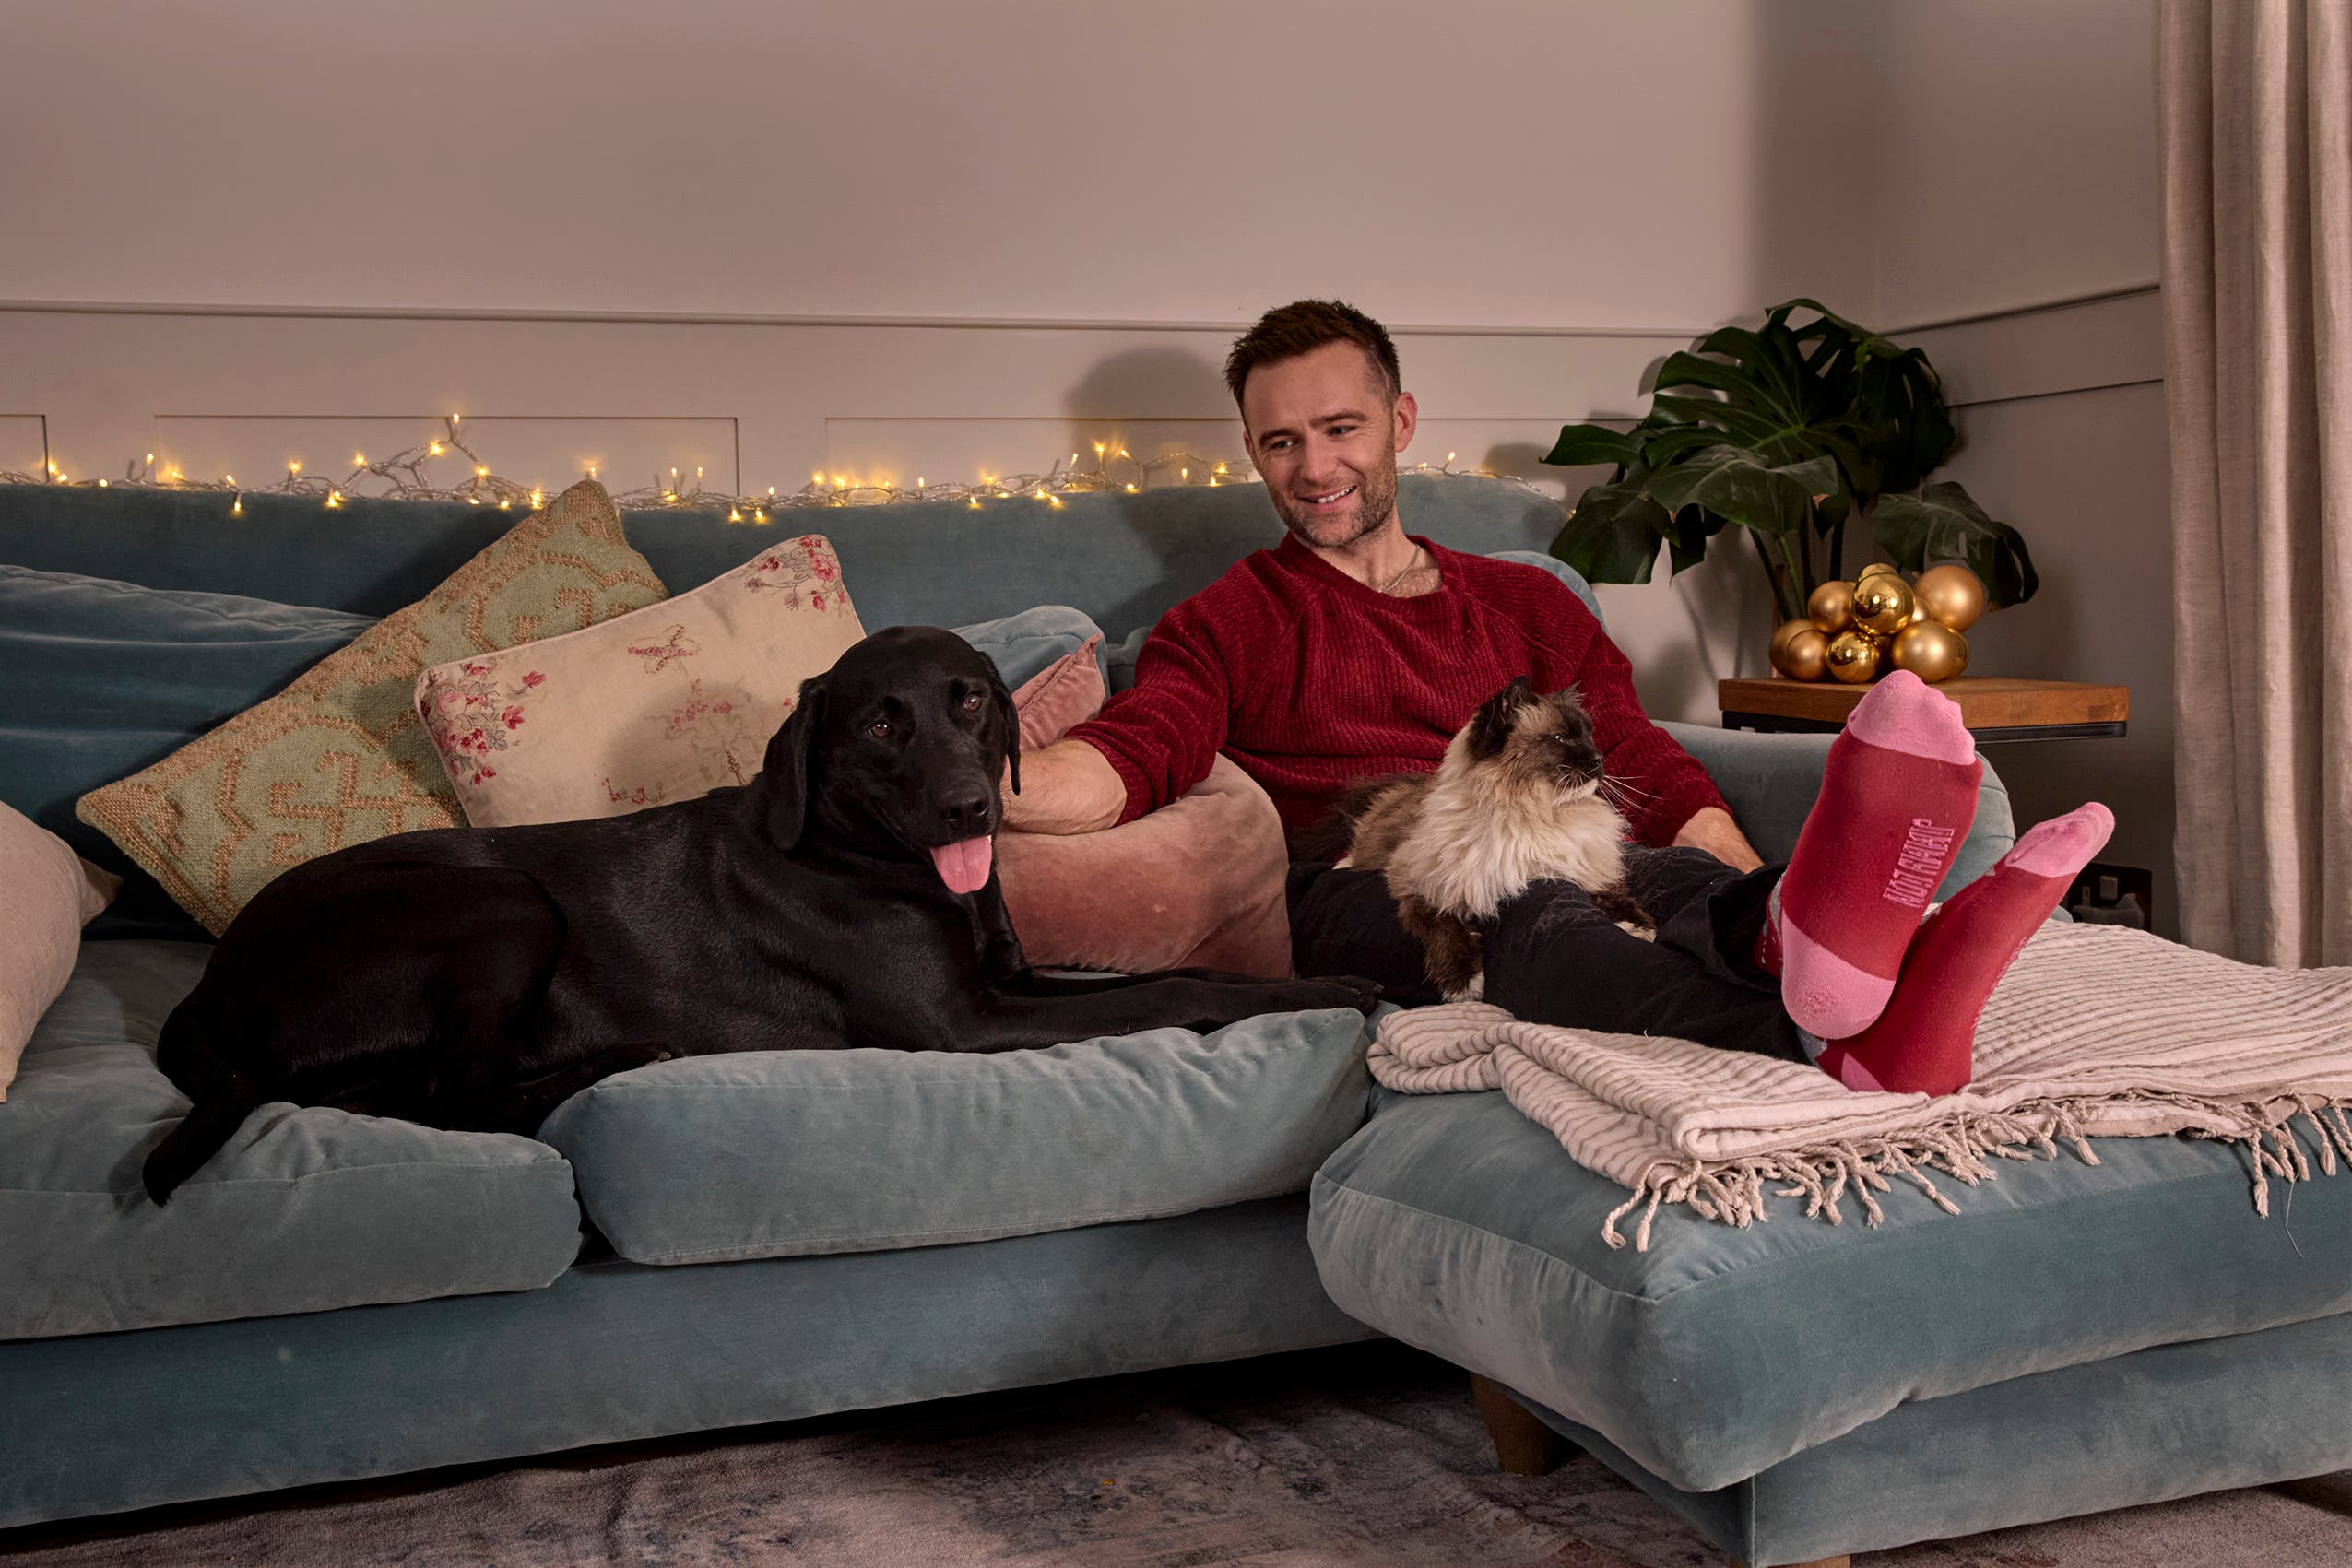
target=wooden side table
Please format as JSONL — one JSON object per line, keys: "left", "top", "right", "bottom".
{"left": 1718, "top": 677, "right": 2129, "bottom": 743}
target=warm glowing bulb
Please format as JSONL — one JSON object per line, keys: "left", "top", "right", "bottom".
{"left": 530, "top": 489, "right": 543, "bottom": 508}
{"left": 288, "top": 460, "right": 301, "bottom": 475}
{"left": 969, "top": 497, "right": 981, "bottom": 509}
{"left": 355, "top": 454, "right": 366, "bottom": 466}
{"left": 753, "top": 508, "right": 768, "bottom": 523}
{"left": 451, "top": 413, "right": 461, "bottom": 424}
{"left": 1180, "top": 468, "right": 1188, "bottom": 481}
{"left": 1119, "top": 449, "right": 1130, "bottom": 459}
{"left": 98, "top": 478, "right": 108, "bottom": 488}
{"left": 767, "top": 486, "right": 776, "bottom": 497}
{"left": 1094, "top": 442, "right": 1106, "bottom": 455}
{"left": 225, "top": 474, "right": 235, "bottom": 485}
{"left": 916, "top": 477, "right": 925, "bottom": 489}
{"left": 1447, "top": 451, "right": 1457, "bottom": 465}
{"left": 476, "top": 466, "right": 488, "bottom": 477}
{"left": 728, "top": 507, "right": 742, "bottom": 522}
{"left": 430, "top": 442, "right": 443, "bottom": 455}
{"left": 231, "top": 499, "right": 242, "bottom": 515}
{"left": 325, "top": 490, "right": 343, "bottom": 509}
{"left": 144, "top": 453, "right": 154, "bottom": 464}
{"left": 1215, "top": 462, "right": 1227, "bottom": 474}
{"left": 813, "top": 470, "right": 825, "bottom": 485}
{"left": 1125, "top": 483, "right": 1137, "bottom": 492}
{"left": 833, "top": 477, "right": 846, "bottom": 489}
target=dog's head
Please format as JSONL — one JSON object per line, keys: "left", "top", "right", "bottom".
{"left": 759, "top": 627, "right": 1019, "bottom": 893}
{"left": 1460, "top": 676, "right": 1604, "bottom": 798}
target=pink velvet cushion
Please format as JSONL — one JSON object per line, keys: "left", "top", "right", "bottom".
{"left": 417, "top": 535, "right": 865, "bottom": 826}
{"left": 1011, "top": 635, "right": 1105, "bottom": 749}
{"left": 1, "top": 801, "right": 120, "bottom": 1100}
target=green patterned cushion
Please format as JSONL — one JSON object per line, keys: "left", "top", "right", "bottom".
{"left": 75, "top": 480, "right": 666, "bottom": 934}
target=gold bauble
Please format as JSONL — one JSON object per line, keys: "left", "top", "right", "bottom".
{"left": 1856, "top": 561, "right": 1902, "bottom": 584}
{"left": 1851, "top": 573, "right": 1916, "bottom": 637}
{"left": 1891, "top": 619, "right": 1970, "bottom": 683}
{"left": 1806, "top": 580, "right": 1856, "bottom": 635}
{"left": 1912, "top": 562, "right": 1988, "bottom": 632}
{"left": 1826, "top": 631, "right": 1882, "bottom": 684}
{"left": 1773, "top": 626, "right": 1829, "bottom": 681}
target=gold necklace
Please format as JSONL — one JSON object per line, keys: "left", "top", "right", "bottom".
{"left": 1377, "top": 547, "right": 1428, "bottom": 595}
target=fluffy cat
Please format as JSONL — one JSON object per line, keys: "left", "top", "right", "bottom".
{"left": 1332, "top": 677, "right": 1651, "bottom": 1001}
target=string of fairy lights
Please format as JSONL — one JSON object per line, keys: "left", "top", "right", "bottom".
{"left": 0, "top": 416, "right": 1546, "bottom": 521}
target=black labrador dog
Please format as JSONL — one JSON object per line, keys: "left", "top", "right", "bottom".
{"left": 143, "top": 626, "right": 1376, "bottom": 1204}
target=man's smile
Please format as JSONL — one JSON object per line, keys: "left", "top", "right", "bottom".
{"left": 1297, "top": 483, "right": 1358, "bottom": 511}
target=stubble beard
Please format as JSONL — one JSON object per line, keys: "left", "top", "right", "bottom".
{"left": 1270, "top": 451, "right": 1401, "bottom": 554}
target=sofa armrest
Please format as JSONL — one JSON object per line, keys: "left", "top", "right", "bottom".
{"left": 1657, "top": 720, "right": 2016, "bottom": 901}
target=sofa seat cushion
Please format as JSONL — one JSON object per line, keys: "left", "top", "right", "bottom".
{"left": 1307, "top": 1086, "right": 2352, "bottom": 1495}
{"left": 0, "top": 941, "right": 584, "bottom": 1340}
{"left": 538, "top": 1008, "right": 1373, "bottom": 1265}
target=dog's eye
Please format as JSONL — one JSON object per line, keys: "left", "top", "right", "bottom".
{"left": 867, "top": 718, "right": 892, "bottom": 741}
{"left": 962, "top": 691, "right": 984, "bottom": 712}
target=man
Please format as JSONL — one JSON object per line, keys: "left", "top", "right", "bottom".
{"left": 1008, "top": 299, "right": 1761, "bottom": 871}
{"left": 1004, "top": 300, "right": 2111, "bottom": 1097}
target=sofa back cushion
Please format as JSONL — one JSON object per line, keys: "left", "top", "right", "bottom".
{"left": 0, "top": 564, "right": 381, "bottom": 941}
{"left": 0, "top": 474, "right": 1571, "bottom": 643}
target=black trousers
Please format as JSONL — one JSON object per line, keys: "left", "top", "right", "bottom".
{"left": 1288, "top": 847, "right": 1808, "bottom": 1063}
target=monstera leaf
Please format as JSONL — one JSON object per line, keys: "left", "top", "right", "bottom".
{"left": 1640, "top": 445, "right": 1841, "bottom": 542}
{"left": 1549, "top": 476, "right": 1670, "bottom": 584}
{"left": 1872, "top": 482, "right": 2039, "bottom": 608}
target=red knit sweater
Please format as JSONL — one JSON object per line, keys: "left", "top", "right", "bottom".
{"left": 1065, "top": 536, "right": 1729, "bottom": 845}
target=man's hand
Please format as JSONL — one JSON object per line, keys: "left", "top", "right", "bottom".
{"left": 1673, "top": 806, "right": 1763, "bottom": 872}
{"left": 999, "top": 738, "right": 1128, "bottom": 835}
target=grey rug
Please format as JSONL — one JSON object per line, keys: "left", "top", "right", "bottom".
{"left": 5, "top": 1343, "right": 2348, "bottom": 1566}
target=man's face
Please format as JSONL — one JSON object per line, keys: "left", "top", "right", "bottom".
{"left": 1240, "top": 342, "right": 1417, "bottom": 551}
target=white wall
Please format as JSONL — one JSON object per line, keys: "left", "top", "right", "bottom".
{"left": 4, "top": 0, "right": 1874, "bottom": 328}
{"left": 1872, "top": 0, "right": 2170, "bottom": 930}
{"left": 1873, "top": 0, "right": 2160, "bottom": 328}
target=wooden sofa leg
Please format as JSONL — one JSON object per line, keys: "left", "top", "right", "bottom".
{"left": 1470, "top": 1373, "right": 1563, "bottom": 1476}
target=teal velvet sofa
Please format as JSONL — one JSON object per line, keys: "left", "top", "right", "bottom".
{"left": 9, "top": 475, "right": 2334, "bottom": 1566}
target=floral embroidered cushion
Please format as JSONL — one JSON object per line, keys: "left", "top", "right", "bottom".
{"left": 416, "top": 535, "right": 864, "bottom": 827}
{"left": 77, "top": 480, "right": 667, "bottom": 934}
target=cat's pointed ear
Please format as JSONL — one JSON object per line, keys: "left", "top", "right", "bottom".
{"left": 1467, "top": 677, "right": 1535, "bottom": 761}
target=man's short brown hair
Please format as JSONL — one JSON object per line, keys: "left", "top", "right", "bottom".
{"left": 1223, "top": 300, "right": 1401, "bottom": 410}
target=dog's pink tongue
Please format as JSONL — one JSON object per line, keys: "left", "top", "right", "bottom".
{"left": 928, "top": 836, "right": 994, "bottom": 895}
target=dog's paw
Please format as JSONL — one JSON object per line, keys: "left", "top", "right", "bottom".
{"left": 1616, "top": 921, "right": 1657, "bottom": 942}
{"left": 1440, "top": 970, "right": 1487, "bottom": 1004}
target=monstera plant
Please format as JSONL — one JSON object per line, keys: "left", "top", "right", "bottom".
{"left": 1543, "top": 299, "right": 2038, "bottom": 624}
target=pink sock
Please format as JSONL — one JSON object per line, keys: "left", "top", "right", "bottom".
{"left": 1761, "top": 671, "right": 1983, "bottom": 1039}
{"left": 1817, "top": 803, "right": 2114, "bottom": 1095}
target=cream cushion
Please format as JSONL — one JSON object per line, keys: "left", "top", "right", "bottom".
{"left": 418, "top": 535, "right": 865, "bottom": 826}
{"left": 1, "top": 801, "right": 119, "bottom": 1101}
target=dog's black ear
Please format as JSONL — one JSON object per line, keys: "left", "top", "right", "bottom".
{"left": 762, "top": 676, "right": 826, "bottom": 847}
{"left": 992, "top": 667, "right": 1021, "bottom": 797}
{"left": 1466, "top": 676, "right": 1535, "bottom": 761}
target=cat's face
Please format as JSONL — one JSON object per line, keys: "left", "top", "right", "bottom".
{"left": 1461, "top": 677, "right": 1605, "bottom": 798}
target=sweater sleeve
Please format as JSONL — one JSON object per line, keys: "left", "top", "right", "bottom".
{"left": 1062, "top": 604, "right": 1231, "bottom": 826}
{"left": 1518, "top": 578, "right": 1731, "bottom": 847}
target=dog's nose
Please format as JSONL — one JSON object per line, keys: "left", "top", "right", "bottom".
{"left": 940, "top": 794, "right": 992, "bottom": 836}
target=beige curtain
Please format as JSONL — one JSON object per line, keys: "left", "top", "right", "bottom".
{"left": 2161, "top": 0, "right": 2352, "bottom": 967}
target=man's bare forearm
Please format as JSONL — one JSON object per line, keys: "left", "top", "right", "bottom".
{"left": 1673, "top": 806, "right": 1763, "bottom": 872}
{"left": 1000, "top": 739, "right": 1129, "bottom": 834}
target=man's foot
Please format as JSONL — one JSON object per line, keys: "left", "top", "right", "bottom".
{"left": 1759, "top": 670, "right": 1983, "bottom": 1039}
{"left": 1817, "top": 803, "right": 2113, "bottom": 1094}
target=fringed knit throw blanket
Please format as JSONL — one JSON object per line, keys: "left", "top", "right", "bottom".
{"left": 1368, "top": 924, "right": 2352, "bottom": 1251}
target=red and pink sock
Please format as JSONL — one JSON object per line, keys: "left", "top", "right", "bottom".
{"left": 1755, "top": 670, "right": 1983, "bottom": 1039}
{"left": 1816, "top": 802, "right": 2114, "bottom": 1095}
